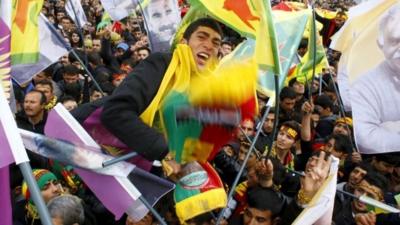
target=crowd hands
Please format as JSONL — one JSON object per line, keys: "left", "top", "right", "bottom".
{"left": 9, "top": 0, "right": 400, "bottom": 225}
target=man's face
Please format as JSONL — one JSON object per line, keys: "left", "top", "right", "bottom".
{"left": 247, "top": 168, "right": 259, "bottom": 187}
{"left": 333, "top": 122, "right": 350, "bottom": 136}
{"left": 24, "top": 92, "right": 44, "bottom": 117}
{"left": 238, "top": 146, "right": 257, "bottom": 168}
{"left": 236, "top": 120, "right": 255, "bottom": 141}
{"left": 145, "top": 0, "right": 179, "bottom": 42}
{"left": 352, "top": 180, "right": 383, "bottom": 213}
{"left": 60, "top": 54, "right": 70, "bottom": 65}
{"left": 280, "top": 98, "right": 296, "bottom": 112}
{"left": 243, "top": 207, "right": 274, "bottom": 225}
{"left": 35, "top": 84, "right": 53, "bottom": 104}
{"left": 305, "top": 155, "right": 319, "bottom": 173}
{"left": 292, "top": 81, "right": 305, "bottom": 95}
{"left": 41, "top": 180, "right": 61, "bottom": 203}
{"left": 372, "top": 158, "right": 395, "bottom": 175}
{"left": 33, "top": 72, "right": 47, "bottom": 84}
{"left": 56, "top": 12, "right": 65, "bottom": 22}
{"left": 263, "top": 113, "right": 275, "bottom": 134}
{"left": 90, "top": 90, "right": 103, "bottom": 102}
{"left": 61, "top": 18, "right": 71, "bottom": 31}
{"left": 63, "top": 100, "right": 77, "bottom": 111}
{"left": 324, "top": 138, "right": 345, "bottom": 159}
{"left": 221, "top": 43, "right": 232, "bottom": 56}
{"left": 92, "top": 39, "right": 101, "bottom": 52}
{"left": 348, "top": 167, "right": 367, "bottom": 189}
{"left": 138, "top": 49, "right": 150, "bottom": 61}
{"left": 276, "top": 127, "right": 296, "bottom": 150}
{"left": 183, "top": 26, "right": 222, "bottom": 70}
{"left": 63, "top": 73, "right": 79, "bottom": 84}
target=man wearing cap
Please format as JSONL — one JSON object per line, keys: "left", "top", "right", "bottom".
{"left": 14, "top": 169, "right": 61, "bottom": 225}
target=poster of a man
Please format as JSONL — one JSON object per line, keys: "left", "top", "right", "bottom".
{"left": 143, "top": 0, "right": 181, "bottom": 52}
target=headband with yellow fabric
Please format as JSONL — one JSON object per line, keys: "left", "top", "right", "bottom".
{"left": 21, "top": 169, "right": 57, "bottom": 204}
{"left": 335, "top": 117, "right": 353, "bottom": 128}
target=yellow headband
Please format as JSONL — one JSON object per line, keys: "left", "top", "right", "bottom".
{"left": 336, "top": 117, "right": 353, "bottom": 127}
{"left": 282, "top": 127, "right": 298, "bottom": 140}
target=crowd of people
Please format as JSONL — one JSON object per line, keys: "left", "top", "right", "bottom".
{"left": 8, "top": 0, "right": 400, "bottom": 225}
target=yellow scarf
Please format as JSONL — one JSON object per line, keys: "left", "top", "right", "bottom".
{"left": 139, "top": 44, "right": 213, "bottom": 126}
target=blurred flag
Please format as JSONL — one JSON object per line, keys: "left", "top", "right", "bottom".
{"left": 142, "top": 0, "right": 181, "bottom": 52}
{"left": 100, "top": 0, "right": 138, "bottom": 21}
{"left": 12, "top": 14, "right": 69, "bottom": 85}
{"left": 0, "top": 0, "right": 12, "bottom": 100}
{"left": 11, "top": 0, "right": 43, "bottom": 65}
{"left": 44, "top": 104, "right": 174, "bottom": 221}
{"left": 189, "top": 0, "right": 281, "bottom": 73}
{"left": 65, "top": 0, "right": 88, "bottom": 27}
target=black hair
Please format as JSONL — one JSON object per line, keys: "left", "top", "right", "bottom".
{"left": 298, "top": 38, "right": 308, "bottom": 49}
{"left": 35, "top": 79, "right": 54, "bottom": 91}
{"left": 59, "top": 95, "right": 76, "bottom": 104}
{"left": 137, "top": 46, "right": 151, "bottom": 54}
{"left": 26, "top": 90, "right": 47, "bottom": 105}
{"left": 373, "top": 153, "right": 400, "bottom": 166}
{"left": 279, "top": 87, "right": 297, "bottom": 101}
{"left": 362, "top": 171, "right": 389, "bottom": 196}
{"left": 62, "top": 65, "right": 81, "bottom": 76}
{"left": 314, "top": 94, "right": 333, "bottom": 110}
{"left": 280, "top": 120, "right": 301, "bottom": 141}
{"left": 326, "top": 134, "right": 352, "bottom": 154}
{"left": 87, "top": 52, "right": 102, "bottom": 66}
{"left": 68, "top": 50, "right": 85, "bottom": 64}
{"left": 288, "top": 78, "right": 302, "bottom": 87}
{"left": 183, "top": 18, "right": 223, "bottom": 41}
{"left": 247, "top": 186, "right": 284, "bottom": 217}
{"left": 261, "top": 106, "right": 276, "bottom": 116}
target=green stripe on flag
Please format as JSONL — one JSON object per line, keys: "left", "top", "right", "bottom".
{"left": 11, "top": 52, "right": 39, "bottom": 65}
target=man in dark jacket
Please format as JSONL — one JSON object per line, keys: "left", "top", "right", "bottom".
{"left": 100, "top": 18, "right": 223, "bottom": 173}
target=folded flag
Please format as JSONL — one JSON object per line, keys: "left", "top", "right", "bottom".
{"left": 65, "top": 0, "right": 88, "bottom": 26}
{"left": 43, "top": 104, "right": 174, "bottom": 221}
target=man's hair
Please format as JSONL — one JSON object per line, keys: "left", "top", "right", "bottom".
{"left": 47, "top": 194, "right": 85, "bottom": 225}
{"left": 373, "top": 153, "right": 400, "bottom": 166}
{"left": 315, "top": 94, "right": 334, "bottom": 110}
{"left": 87, "top": 52, "right": 102, "bottom": 66}
{"left": 362, "top": 171, "right": 389, "bottom": 196}
{"left": 183, "top": 18, "right": 223, "bottom": 41}
{"left": 279, "top": 87, "right": 297, "bottom": 100}
{"left": 26, "top": 90, "right": 47, "bottom": 105}
{"left": 247, "top": 186, "right": 284, "bottom": 218}
{"left": 327, "top": 134, "right": 352, "bottom": 154}
{"left": 280, "top": 120, "right": 301, "bottom": 141}
{"left": 63, "top": 65, "right": 80, "bottom": 76}
{"left": 261, "top": 106, "right": 276, "bottom": 116}
{"left": 137, "top": 46, "right": 151, "bottom": 54}
{"left": 35, "top": 79, "right": 54, "bottom": 92}
{"left": 59, "top": 95, "right": 77, "bottom": 104}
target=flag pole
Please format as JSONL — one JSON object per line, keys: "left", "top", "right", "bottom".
{"left": 138, "top": 195, "right": 167, "bottom": 225}
{"left": 308, "top": 3, "right": 318, "bottom": 101}
{"left": 0, "top": 84, "right": 53, "bottom": 225}
{"left": 264, "top": 74, "right": 280, "bottom": 160}
{"left": 18, "top": 163, "right": 54, "bottom": 225}
{"left": 102, "top": 152, "right": 138, "bottom": 167}
{"left": 43, "top": 15, "right": 105, "bottom": 95}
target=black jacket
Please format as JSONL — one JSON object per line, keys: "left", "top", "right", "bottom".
{"left": 100, "top": 53, "right": 172, "bottom": 161}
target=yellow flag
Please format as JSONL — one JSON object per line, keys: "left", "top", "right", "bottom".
{"left": 11, "top": 0, "right": 44, "bottom": 65}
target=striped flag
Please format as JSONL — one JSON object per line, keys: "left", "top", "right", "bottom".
{"left": 12, "top": 14, "right": 69, "bottom": 85}
{"left": 11, "top": 0, "right": 44, "bottom": 65}
{"left": 65, "top": 0, "right": 88, "bottom": 26}
{"left": 44, "top": 104, "right": 174, "bottom": 221}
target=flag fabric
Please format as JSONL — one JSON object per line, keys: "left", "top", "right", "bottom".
{"left": 0, "top": 0, "right": 12, "bottom": 101}
{"left": 12, "top": 14, "right": 69, "bottom": 85}
{"left": 100, "top": 0, "right": 138, "bottom": 21}
{"left": 221, "top": 9, "right": 309, "bottom": 98}
{"left": 189, "top": 0, "right": 281, "bottom": 73}
{"left": 292, "top": 13, "right": 328, "bottom": 85}
{"left": 44, "top": 104, "right": 174, "bottom": 221}
{"left": 142, "top": 0, "right": 181, "bottom": 52}
{"left": 292, "top": 157, "right": 339, "bottom": 225}
{"left": 330, "top": 0, "right": 398, "bottom": 111}
{"left": 0, "top": 166, "right": 12, "bottom": 225}
{"left": 174, "top": 162, "right": 226, "bottom": 223}
{"left": 65, "top": 0, "right": 88, "bottom": 27}
{"left": 11, "top": 0, "right": 43, "bottom": 65}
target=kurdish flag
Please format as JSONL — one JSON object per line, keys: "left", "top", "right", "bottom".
{"left": 292, "top": 14, "right": 328, "bottom": 84}
{"left": 189, "top": 0, "right": 281, "bottom": 74}
{"left": 11, "top": 0, "right": 43, "bottom": 65}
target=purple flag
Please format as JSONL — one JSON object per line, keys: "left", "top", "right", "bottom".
{"left": 0, "top": 167, "right": 12, "bottom": 225}
{"left": 43, "top": 104, "right": 174, "bottom": 221}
